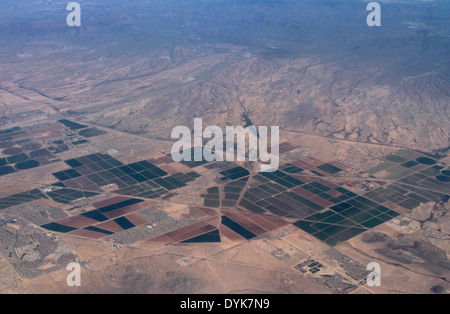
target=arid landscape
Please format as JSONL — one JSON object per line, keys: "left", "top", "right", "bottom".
{"left": 0, "top": 0, "right": 449, "bottom": 294}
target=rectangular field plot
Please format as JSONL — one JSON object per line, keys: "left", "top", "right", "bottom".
{"left": 46, "top": 188, "right": 99, "bottom": 204}
{"left": 239, "top": 167, "right": 361, "bottom": 220}
{"left": 57, "top": 119, "right": 87, "bottom": 130}
{"left": 399, "top": 174, "right": 450, "bottom": 195}
{"left": 181, "top": 229, "right": 221, "bottom": 243}
{"left": 363, "top": 183, "right": 446, "bottom": 210}
{"left": 290, "top": 157, "right": 348, "bottom": 176}
{"left": 0, "top": 189, "right": 47, "bottom": 210}
{"left": 50, "top": 153, "right": 201, "bottom": 201}
{"left": 219, "top": 166, "right": 250, "bottom": 181}
{"left": 40, "top": 196, "right": 151, "bottom": 238}
{"left": 170, "top": 147, "right": 209, "bottom": 168}
{"left": 363, "top": 150, "right": 448, "bottom": 184}
{"left": 293, "top": 196, "right": 401, "bottom": 246}
{"left": 317, "top": 163, "right": 343, "bottom": 175}
{"left": 149, "top": 218, "right": 219, "bottom": 243}
{"left": 201, "top": 176, "right": 249, "bottom": 208}
{"left": 0, "top": 124, "right": 63, "bottom": 175}
{"left": 279, "top": 164, "right": 304, "bottom": 174}
{"left": 221, "top": 215, "right": 257, "bottom": 240}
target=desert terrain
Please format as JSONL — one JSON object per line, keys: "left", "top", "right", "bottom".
{"left": 0, "top": 0, "right": 449, "bottom": 294}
